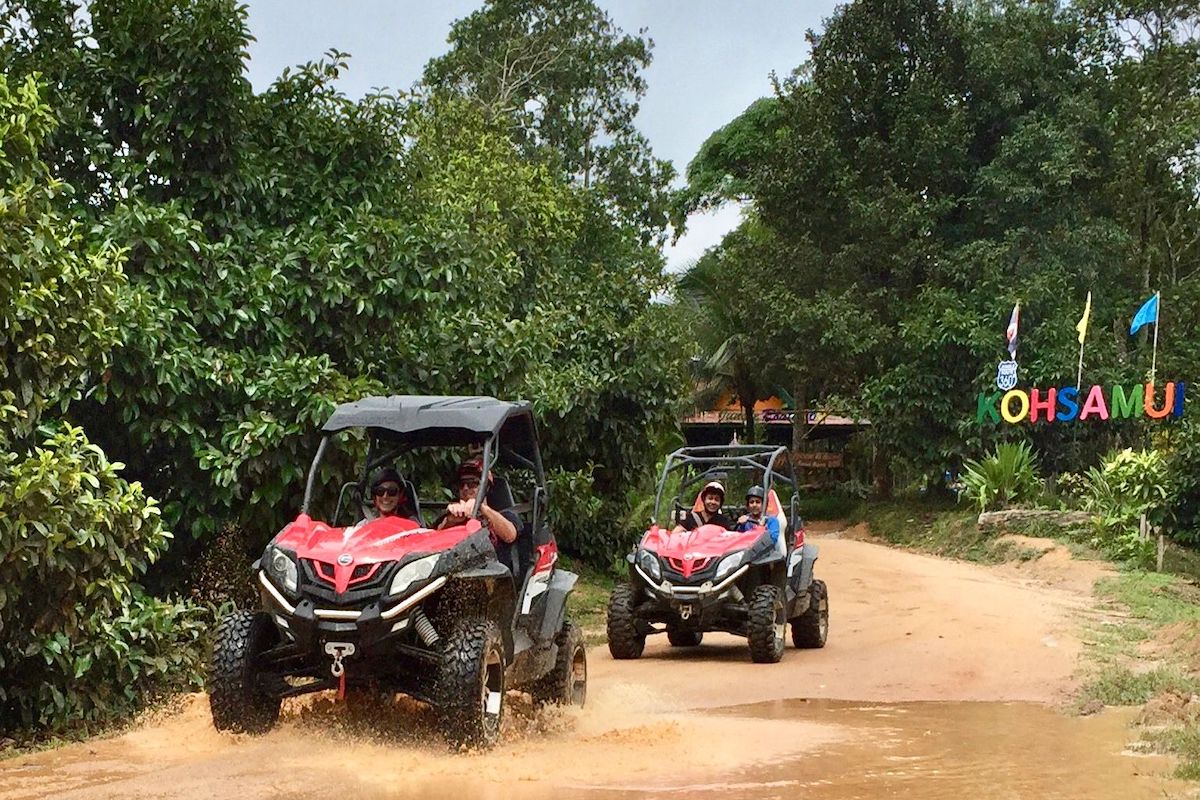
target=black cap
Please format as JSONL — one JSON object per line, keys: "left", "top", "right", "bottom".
{"left": 746, "top": 486, "right": 766, "bottom": 500}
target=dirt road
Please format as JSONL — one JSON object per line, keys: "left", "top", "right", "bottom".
{"left": 0, "top": 533, "right": 1183, "bottom": 799}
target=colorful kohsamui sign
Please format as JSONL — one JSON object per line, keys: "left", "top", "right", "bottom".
{"left": 977, "top": 382, "right": 1185, "bottom": 424}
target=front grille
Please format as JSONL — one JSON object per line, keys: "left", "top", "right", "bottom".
{"left": 665, "top": 556, "right": 714, "bottom": 577}
{"left": 300, "top": 559, "right": 394, "bottom": 609}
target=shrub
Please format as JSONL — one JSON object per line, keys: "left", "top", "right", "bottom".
{"left": 547, "top": 466, "right": 609, "bottom": 565}
{"left": 961, "top": 442, "right": 1042, "bottom": 512}
{"left": 1167, "top": 419, "right": 1200, "bottom": 544}
{"left": 0, "top": 425, "right": 209, "bottom": 736}
{"left": 1080, "top": 449, "right": 1168, "bottom": 565}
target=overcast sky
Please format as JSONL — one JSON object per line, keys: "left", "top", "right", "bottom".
{"left": 242, "top": 1, "right": 840, "bottom": 272}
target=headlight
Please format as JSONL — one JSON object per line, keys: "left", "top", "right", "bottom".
{"left": 637, "top": 549, "right": 662, "bottom": 582}
{"left": 267, "top": 547, "right": 298, "bottom": 594}
{"left": 389, "top": 554, "right": 440, "bottom": 596}
{"left": 715, "top": 552, "right": 744, "bottom": 580}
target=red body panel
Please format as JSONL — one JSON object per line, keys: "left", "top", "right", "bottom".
{"left": 273, "top": 513, "right": 483, "bottom": 594}
{"left": 639, "top": 523, "right": 764, "bottom": 578}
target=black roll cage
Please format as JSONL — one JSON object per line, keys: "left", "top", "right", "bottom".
{"left": 301, "top": 401, "right": 547, "bottom": 525}
{"left": 653, "top": 444, "right": 799, "bottom": 528}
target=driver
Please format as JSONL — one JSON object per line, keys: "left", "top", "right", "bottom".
{"left": 736, "top": 486, "right": 780, "bottom": 545}
{"left": 674, "top": 480, "right": 733, "bottom": 532}
{"left": 361, "top": 467, "right": 417, "bottom": 524}
{"left": 436, "top": 460, "right": 519, "bottom": 549}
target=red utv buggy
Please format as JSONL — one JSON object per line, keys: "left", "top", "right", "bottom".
{"left": 606, "top": 445, "right": 828, "bottom": 663}
{"left": 208, "top": 396, "right": 586, "bottom": 748}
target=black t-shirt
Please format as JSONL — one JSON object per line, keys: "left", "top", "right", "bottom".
{"left": 680, "top": 509, "right": 733, "bottom": 531}
{"left": 490, "top": 509, "right": 524, "bottom": 575}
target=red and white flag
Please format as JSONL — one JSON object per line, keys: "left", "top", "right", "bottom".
{"left": 1005, "top": 302, "right": 1020, "bottom": 359}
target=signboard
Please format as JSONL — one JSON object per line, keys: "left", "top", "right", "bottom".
{"left": 792, "top": 452, "right": 844, "bottom": 469}
{"left": 976, "top": 382, "right": 1185, "bottom": 424}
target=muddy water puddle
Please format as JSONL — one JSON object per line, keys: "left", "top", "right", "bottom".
{"left": 575, "top": 699, "right": 1183, "bottom": 800}
{"left": 0, "top": 695, "right": 1186, "bottom": 800}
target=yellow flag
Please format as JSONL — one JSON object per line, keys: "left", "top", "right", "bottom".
{"left": 1076, "top": 291, "right": 1092, "bottom": 344}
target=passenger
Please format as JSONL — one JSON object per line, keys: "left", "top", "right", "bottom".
{"left": 736, "top": 486, "right": 780, "bottom": 546}
{"left": 361, "top": 467, "right": 417, "bottom": 524}
{"left": 436, "top": 460, "right": 519, "bottom": 547}
{"left": 674, "top": 480, "right": 733, "bottom": 532}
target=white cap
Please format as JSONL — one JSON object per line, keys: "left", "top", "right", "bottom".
{"left": 701, "top": 480, "right": 726, "bottom": 499}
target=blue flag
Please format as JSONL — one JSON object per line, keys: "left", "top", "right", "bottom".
{"left": 1130, "top": 293, "right": 1159, "bottom": 335}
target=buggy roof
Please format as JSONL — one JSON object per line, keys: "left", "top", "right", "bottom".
{"left": 322, "top": 395, "right": 537, "bottom": 456}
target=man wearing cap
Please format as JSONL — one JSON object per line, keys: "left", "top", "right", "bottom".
{"left": 674, "top": 480, "right": 733, "bottom": 532}
{"left": 736, "top": 486, "right": 780, "bottom": 545}
{"left": 436, "top": 460, "right": 519, "bottom": 547}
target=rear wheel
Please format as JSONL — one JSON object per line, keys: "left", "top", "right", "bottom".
{"left": 606, "top": 582, "right": 646, "bottom": 659}
{"left": 436, "top": 617, "right": 506, "bottom": 749}
{"left": 747, "top": 585, "right": 785, "bottom": 663}
{"left": 530, "top": 620, "right": 587, "bottom": 708}
{"left": 208, "top": 610, "right": 282, "bottom": 734}
{"left": 791, "top": 579, "right": 829, "bottom": 649}
{"left": 666, "top": 629, "right": 703, "bottom": 647}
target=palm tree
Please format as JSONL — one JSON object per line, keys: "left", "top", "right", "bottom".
{"left": 676, "top": 251, "right": 770, "bottom": 443}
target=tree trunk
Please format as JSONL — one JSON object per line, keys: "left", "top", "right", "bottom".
{"left": 742, "top": 394, "right": 755, "bottom": 444}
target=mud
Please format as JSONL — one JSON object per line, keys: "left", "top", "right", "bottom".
{"left": 0, "top": 535, "right": 1184, "bottom": 799}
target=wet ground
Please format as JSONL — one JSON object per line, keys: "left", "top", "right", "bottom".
{"left": 0, "top": 535, "right": 1191, "bottom": 799}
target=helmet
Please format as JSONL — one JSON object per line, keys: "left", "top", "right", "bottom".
{"left": 745, "top": 486, "right": 766, "bottom": 501}
{"left": 701, "top": 480, "right": 726, "bottom": 501}
{"left": 370, "top": 467, "right": 403, "bottom": 491}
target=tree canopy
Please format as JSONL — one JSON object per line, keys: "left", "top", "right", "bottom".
{"left": 677, "top": 0, "right": 1200, "bottom": 485}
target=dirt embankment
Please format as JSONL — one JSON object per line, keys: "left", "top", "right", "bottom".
{"left": 1, "top": 532, "right": 1175, "bottom": 800}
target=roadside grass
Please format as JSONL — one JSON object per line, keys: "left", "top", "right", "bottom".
{"left": 800, "top": 492, "right": 863, "bottom": 521}
{"left": 847, "top": 500, "right": 1000, "bottom": 562}
{"left": 560, "top": 555, "right": 617, "bottom": 645}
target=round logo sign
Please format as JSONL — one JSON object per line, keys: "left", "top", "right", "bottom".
{"left": 337, "top": 553, "right": 353, "bottom": 566}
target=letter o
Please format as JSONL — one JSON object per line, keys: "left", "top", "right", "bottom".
{"left": 1001, "top": 390, "right": 1030, "bottom": 423}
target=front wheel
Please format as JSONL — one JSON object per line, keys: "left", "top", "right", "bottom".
{"left": 436, "top": 617, "right": 506, "bottom": 749}
{"left": 747, "top": 585, "right": 785, "bottom": 663}
{"left": 791, "top": 579, "right": 829, "bottom": 649}
{"left": 606, "top": 582, "right": 646, "bottom": 659}
{"left": 530, "top": 620, "right": 587, "bottom": 708}
{"left": 208, "top": 610, "right": 282, "bottom": 734}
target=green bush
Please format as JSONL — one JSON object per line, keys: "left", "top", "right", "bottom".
{"left": 961, "top": 442, "right": 1042, "bottom": 512}
{"left": 547, "top": 466, "right": 609, "bottom": 565}
{"left": 1167, "top": 420, "right": 1200, "bottom": 544}
{"left": 0, "top": 425, "right": 208, "bottom": 736}
{"left": 1080, "top": 448, "right": 1167, "bottom": 565}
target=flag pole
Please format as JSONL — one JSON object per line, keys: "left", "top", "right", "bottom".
{"left": 1151, "top": 290, "right": 1160, "bottom": 386}
{"left": 1076, "top": 337, "right": 1085, "bottom": 390}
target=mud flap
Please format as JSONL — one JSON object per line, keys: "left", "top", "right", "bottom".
{"left": 537, "top": 570, "right": 578, "bottom": 643}
{"left": 786, "top": 543, "right": 819, "bottom": 618}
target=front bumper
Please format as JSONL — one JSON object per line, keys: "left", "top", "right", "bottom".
{"left": 258, "top": 571, "right": 446, "bottom": 654}
{"left": 631, "top": 563, "right": 749, "bottom": 614}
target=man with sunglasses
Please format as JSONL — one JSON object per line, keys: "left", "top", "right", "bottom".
{"left": 436, "top": 461, "right": 518, "bottom": 545}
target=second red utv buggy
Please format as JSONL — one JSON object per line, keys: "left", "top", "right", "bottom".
{"left": 208, "top": 396, "right": 586, "bottom": 748}
{"left": 606, "top": 445, "right": 828, "bottom": 663}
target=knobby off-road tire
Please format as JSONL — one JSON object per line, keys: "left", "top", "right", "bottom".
{"left": 529, "top": 620, "right": 587, "bottom": 708}
{"left": 606, "top": 582, "right": 646, "bottom": 659}
{"left": 436, "top": 617, "right": 506, "bottom": 749}
{"left": 666, "top": 629, "right": 703, "bottom": 647}
{"left": 209, "top": 610, "right": 282, "bottom": 734}
{"left": 747, "top": 584, "right": 785, "bottom": 663}
{"left": 791, "top": 579, "right": 829, "bottom": 649}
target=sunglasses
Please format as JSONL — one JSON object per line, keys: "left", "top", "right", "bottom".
{"left": 373, "top": 485, "right": 400, "bottom": 498}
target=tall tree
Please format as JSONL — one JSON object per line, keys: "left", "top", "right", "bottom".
{"left": 423, "top": 0, "right": 675, "bottom": 242}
